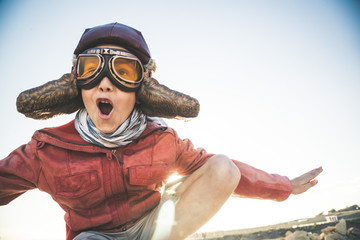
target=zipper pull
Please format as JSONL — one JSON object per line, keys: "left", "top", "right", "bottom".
{"left": 111, "top": 149, "right": 124, "bottom": 164}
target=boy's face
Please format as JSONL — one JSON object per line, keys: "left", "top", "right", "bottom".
{"left": 81, "top": 45, "right": 137, "bottom": 133}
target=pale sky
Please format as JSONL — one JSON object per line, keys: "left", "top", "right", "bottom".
{"left": 0, "top": 0, "right": 359, "bottom": 239}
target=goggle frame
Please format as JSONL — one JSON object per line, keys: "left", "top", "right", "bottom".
{"left": 75, "top": 48, "right": 145, "bottom": 92}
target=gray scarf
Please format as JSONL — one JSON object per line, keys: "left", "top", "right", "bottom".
{"left": 75, "top": 107, "right": 147, "bottom": 148}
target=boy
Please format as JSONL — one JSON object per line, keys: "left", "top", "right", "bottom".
{"left": 1, "top": 22, "right": 322, "bottom": 240}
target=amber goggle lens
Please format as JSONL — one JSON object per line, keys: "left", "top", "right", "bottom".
{"left": 77, "top": 55, "right": 102, "bottom": 79}
{"left": 112, "top": 57, "right": 142, "bottom": 82}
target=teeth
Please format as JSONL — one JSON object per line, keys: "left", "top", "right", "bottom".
{"left": 99, "top": 100, "right": 111, "bottom": 105}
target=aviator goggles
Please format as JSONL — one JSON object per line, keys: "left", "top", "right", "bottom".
{"left": 74, "top": 48, "right": 145, "bottom": 92}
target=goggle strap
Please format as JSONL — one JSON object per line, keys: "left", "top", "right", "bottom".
{"left": 82, "top": 48, "right": 137, "bottom": 59}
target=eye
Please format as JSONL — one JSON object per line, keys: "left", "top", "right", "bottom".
{"left": 113, "top": 58, "right": 140, "bottom": 81}
{"left": 82, "top": 67, "right": 97, "bottom": 77}
{"left": 78, "top": 56, "right": 100, "bottom": 78}
{"left": 118, "top": 69, "right": 128, "bottom": 76}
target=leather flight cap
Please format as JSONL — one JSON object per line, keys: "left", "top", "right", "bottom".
{"left": 73, "top": 22, "right": 151, "bottom": 66}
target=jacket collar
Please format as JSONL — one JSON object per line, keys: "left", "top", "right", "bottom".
{"left": 32, "top": 119, "right": 167, "bottom": 152}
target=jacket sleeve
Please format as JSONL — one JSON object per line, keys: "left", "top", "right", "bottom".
{"left": 232, "top": 160, "right": 292, "bottom": 201}
{"left": 170, "top": 128, "right": 292, "bottom": 201}
{"left": 0, "top": 139, "right": 40, "bottom": 205}
{"left": 171, "top": 129, "right": 214, "bottom": 176}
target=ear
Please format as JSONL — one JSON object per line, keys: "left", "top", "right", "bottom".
{"left": 136, "top": 76, "right": 199, "bottom": 119}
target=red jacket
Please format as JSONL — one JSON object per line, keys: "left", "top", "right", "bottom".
{"left": 0, "top": 120, "right": 292, "bottom": 239}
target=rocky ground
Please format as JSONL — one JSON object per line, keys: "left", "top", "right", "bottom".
{"left": 188, "top": 205, "right": 360, "bottom": 240}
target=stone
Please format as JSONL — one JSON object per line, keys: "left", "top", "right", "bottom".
{"left": 325, "top": 232, "right": 346, "bottom": 240}
{"left": 321, "top": 226, "right": 336, "bottom": 234}
{"left": 285, "top": 230, "right": 310, "bottom": 240}
{"left": 309, "top": 233, "right": 320, "bottom": 240}
{"left": 286, "top": 231, "right": 293, "bottom": 237}
{"left": 348, "top": 227, "right": 360, "bottom": 236}
{"left": 335, "top": 219, "right": 347, "bottom": 235}
{"left": 319, "top": 232, "right": 325, "bottom": 240}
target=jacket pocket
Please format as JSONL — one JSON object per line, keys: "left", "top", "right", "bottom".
{"left": 129, "top": 165, "right": 169, "bottom": 188}
{"left": 54, "top": 171, "right": 100, "bottom": 198}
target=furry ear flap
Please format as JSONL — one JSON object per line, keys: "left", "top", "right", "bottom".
{"left": 136, "top": 76, "right": 200, "bottom": 119}
{"left": 16, "top": 73, "right": 200, "bottom": 120}
{"left": 16, "top": 73, "right": 83, "bottom": 120}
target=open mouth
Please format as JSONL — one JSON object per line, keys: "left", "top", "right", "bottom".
{"left": 97, "top": 99, "right": 113, "bottom": 116}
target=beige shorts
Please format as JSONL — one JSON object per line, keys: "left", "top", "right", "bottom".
{"left": 73, "top": 205, "right": 160, "bottom": 239}
{"left": 74, "top": 177, "right": 185, "bottom": 240}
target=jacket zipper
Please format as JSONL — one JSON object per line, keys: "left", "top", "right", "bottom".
{"left": 111, "top": 149, "right": 124, "bottom": 164}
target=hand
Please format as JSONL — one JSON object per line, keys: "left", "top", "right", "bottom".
{"left": 291, "top": 167, "right": 323, "bottom": 195}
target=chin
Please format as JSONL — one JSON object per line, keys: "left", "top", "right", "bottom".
{"left": 101, "top": 127, "right": 117, "bottom": 134}
{"left": 95, "top": 123, "right": 118, "bottom": 134}
{"left": 97, "top": 115, "right": 128, "bottom": 133}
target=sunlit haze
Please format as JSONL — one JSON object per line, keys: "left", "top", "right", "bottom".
{"left": 0, "top": 1, "right": 359, "bottom": 239}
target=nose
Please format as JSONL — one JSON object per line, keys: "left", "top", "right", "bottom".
{"left": 98, "top": 77, "right": 114, "bottom": 92}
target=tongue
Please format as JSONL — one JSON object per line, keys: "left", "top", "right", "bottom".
{"left": 99, "top": 102, "right": 113, "bottom": 115}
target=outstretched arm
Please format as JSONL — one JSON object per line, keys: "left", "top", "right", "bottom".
{"left": 0, "top": 140, "right": 40, "bottom": 205}
{"left": 291, "top": 167, "right": 323, "bottom": 195}
{"left": 232, "top": 161, "right": 323, "bottom": 201}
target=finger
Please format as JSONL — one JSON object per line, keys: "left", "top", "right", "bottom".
{"left": 298, "top": 167, "right": 323, "bottom": 183}
{"left": 293, "top": 179, "right": 319, "bottom": 195}
{"left": 307, "top": 179, "right": 318, "bottom": 188}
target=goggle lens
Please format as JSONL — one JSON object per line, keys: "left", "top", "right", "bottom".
{"left": 77, "top": 55, "right": 101, "bottom": 79}
{"left": 112, "top": 57, "right": 142, "bottom": 82}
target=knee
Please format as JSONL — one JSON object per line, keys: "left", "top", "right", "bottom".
{"left": 206, "top": 154, "right": 241, "bottom": 189}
